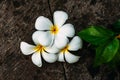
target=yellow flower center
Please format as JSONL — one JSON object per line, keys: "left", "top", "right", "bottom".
{"left": 34, "top": 45, "right": 45, "bottom": 53}
{"left": 116, "top": 34, "right": 120, "bottom": 39}
{"left": 61, "top": 45, "right": 69, "bottom": 53}
{"left": 50, "top": 25, "right": 59, "bottom": 34}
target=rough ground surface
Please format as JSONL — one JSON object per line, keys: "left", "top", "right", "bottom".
{"left": 0, "top": 0, "right": 120, "bottom": 80}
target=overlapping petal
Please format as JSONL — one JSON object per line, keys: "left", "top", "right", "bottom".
{"left": 53, "top": 11, "right": 68, "bottom": 28}
{"left": 58, "top": 52, "right": 65, "bottom": 62}
{"left": 42, "top": 52, "right": 57, "bottom": 63}
{"left": 31, "top": 52, "right": 42, "bottom": 67}
{"left": 54, "top": 34, "right": 69, "bottom": 49}
{"left": 35, "top": 16, "right": 53, "bottom": 30}
{"left": 20, "top": 42, "right": 35, "bottom": 55}
{"left": 69, "top": 36, "right": 82, "bottom": 51}
{"left": 32, "top": 31, "right": 52, "bottom": 46}
{"left": 45, "top": 46, "right": 60, "bottom": 54}
{"left": 59, "top": 24, "right": 75, "bottom": 37}
{"left": 65, "top": 52, "right": 80, "bottom": 63}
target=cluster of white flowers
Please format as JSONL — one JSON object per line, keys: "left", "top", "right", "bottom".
{"left": 20, "top": 11, "right": 83, "bottom": 67}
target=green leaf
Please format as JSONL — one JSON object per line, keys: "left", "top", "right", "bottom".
{"left": 113, "top": 20, "right": 120, "bottom": 33}
{"left": 94, "top": 38, "right": 119, "bottom": 67}
{"left": 108, "top": 42, "right": 120, "bottom": 67}
{"left": 78, "top": 26, "right": 114, "bottom": 45}
{"left": 108, "top": 52, "right": 120, "bottom": 68}
{"left": 102, "top": 38, "right": 119, "bottom": 62}
{"left": 94, "top": 42, "right": 107, "bottom": 66}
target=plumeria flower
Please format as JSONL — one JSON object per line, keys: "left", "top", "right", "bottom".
{"left": 33, "top": 11, "right": 75, "bottom": 49}
{"left": 20, "top": 37, "right": 59, "bottom": 67}
{"left": 58, "top": 36, "right": 82, "bottom": 63}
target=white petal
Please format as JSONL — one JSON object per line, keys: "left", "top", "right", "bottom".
{"left": 42, "top": 52, "right": 57, "bottom": 63}
{"left": 45, "top": 46, "right": 60, "bottom": 54}
{"left": 53, "top": 11, "right": 68, "bottom": 28}
{"left": 20, "top": 42, "right": 35, "bottom": 55}
{"left": 35, "top": 16, "right": 53, "bottom": 30}
{"left": 32, "top": 31, "right": 52, "bottom": 46}
{"left": 65, "top": 52, "right": 80, "bottom": 63}
{"left": 54, "top": 34, "right": 69, "bottom": 49}
{"left": 49, "top": 34, "right": 55, "bottom": 46}
{"left": 57, "top": 52, "right": 65, "bottom": 62}
{"left": 31, "top": 52, "right": 42, "bottom": 67}
{"left": 69, "top": 36, "right": 82, "bottom": 51}
{"left": 59, "top": 24, "right": 75, "bottom": 37}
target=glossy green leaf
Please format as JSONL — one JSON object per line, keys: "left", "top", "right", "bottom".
{"left": 94, "top": 43, "right": 106, "bottom": 66}
{"left": 102, "top": 38, "right": 119, "bottom": 62}
{"left": 108, "top": 42, "right": 120, "bottom": 67}
{"left": 94, "top": 38, "right": 119, "bottom": 67}
{"left": 78, "top": 26, "right": 114, "bottom": 45}
{"left": 108, "top": 52, "right": 120, "bottom": 68}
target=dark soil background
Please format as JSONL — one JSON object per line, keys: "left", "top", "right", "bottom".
{"left": 0, "top": 0, "right": 120, "bottom": 80}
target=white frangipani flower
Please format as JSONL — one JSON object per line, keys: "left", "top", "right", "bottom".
{"left": 58, "top": 36, "right": 82, "bottom": 63}
{"left": 20, "top": 37, "right": 59, "bottom": 67}
{"left": 34, "top": 11, "right": 75, "bottom": 49}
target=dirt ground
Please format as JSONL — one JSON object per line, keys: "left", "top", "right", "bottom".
{"left": 0, "top": 0, "right": 120, "bottom": 80}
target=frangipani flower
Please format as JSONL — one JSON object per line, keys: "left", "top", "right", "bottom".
{"left": 34, "top": 11, "right": 75, "bottom": 49}
{"left": 20, "top": 38, "right": 59, "bottom": 67}
{"left": 58, "top": 36, "right": 82, "bottom": 63}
